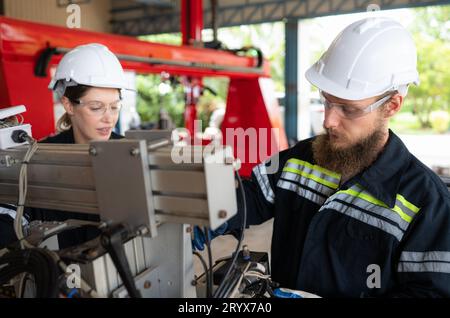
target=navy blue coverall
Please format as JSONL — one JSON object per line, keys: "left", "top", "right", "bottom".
{"left": 228, "top": 130, "right": 450, "bottom": 297}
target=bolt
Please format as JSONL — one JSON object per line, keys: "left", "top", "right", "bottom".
{"left": 186, "top": 226, "right": 192, "bottom": 233}
{"left": 218, "top": 210, "right": 227, "bottom": 219}
{"left": 130, "top": 148, "right": 140, "bottom": 156}
{"left": 98, "top": 222, "right": 108, "bottom": 229}
{"left": 242, "top": 244, "right": 250, "bottom": 260}
{"left": 191, "top": 280, "right": 197, "bottom": 286}
{"left": 136, "top": 226, "right": 149, "bottom": 236}
{"left": 100, "top": 235, "right": 110, "bottom": 247}
{"left": 89, "top": 146, "right": 97, "bottom": 156}
{"left": 87, "top": 249, "right": 98, "bottom": 258}
{"left": 143, "top": 281, "right": 152, "bottom": 289}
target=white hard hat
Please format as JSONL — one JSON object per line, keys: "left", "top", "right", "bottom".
{"left": 305, "top": 17, "right": 419, "bottom": 100}
{"left": 48, "top": 43, "right": 133, "bottom": 93}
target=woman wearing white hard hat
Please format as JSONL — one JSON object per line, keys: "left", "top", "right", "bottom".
{"left": 40, "top": 44, "right": 131, "bottom": 247}
{"left": 45, "top": 43, "right": 132, "bottom": 143}
{"left": 0, "top": 43, "right": 132, "bottom": 249}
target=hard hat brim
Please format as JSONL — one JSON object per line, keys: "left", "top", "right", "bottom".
{"left": 306, "top": 66, "right": 383, "bottom": 101}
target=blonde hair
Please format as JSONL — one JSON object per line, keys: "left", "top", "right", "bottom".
{"left": 56, "top": 112, "right": 72, "bottom": 132}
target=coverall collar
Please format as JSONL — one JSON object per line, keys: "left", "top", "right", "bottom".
{"left": 351, "top": 129, "right": 411, "bottom": 208}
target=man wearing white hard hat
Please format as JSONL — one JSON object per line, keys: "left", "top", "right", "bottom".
{"left": 195, "top": 18, "right": 450, "bottom": 297}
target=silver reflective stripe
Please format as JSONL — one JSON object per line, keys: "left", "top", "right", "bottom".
{"left": 333, "top": 192, "right": 409, "bottom": 231}
{"left": 394, "top": 199, "right": 417, "bottom": 220}
{"left": 400, "top": 251, "right": 450, "bottom": 263}
{"left": 280, "top": 171, "right": 335, "bottom": 197}
{"left": 322, "top": 201, "right": 404, "bottom": 241}
{"left": 0, "top": 206, "right": 28, "bottom": 226}
{"left": 285, "top": 160, "right": 340, "bottom": 186}
{"left": 398, "top": 262, "right": 450, "bottom": 274}
{"left": 277, "top": 179, "right": 326, "bottom": 206}
{"left": 253, "top": 163, "right": 275, "bottom": 204}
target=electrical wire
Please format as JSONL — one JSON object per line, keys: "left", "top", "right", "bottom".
{"left": 0, "top": 248, "right": 59, "bottom": 298}
{"left": 228, "top": 262, "right": 251, "bottom": 298}
{"left": 5, "top": 131, "right": 99, "bottom": 297}
{"left": 213, "top": 171, "right": 247, "bottom": 298}
{"left": 0, "top": 115, "right": 22, "bottom": 128}
{"left": 13, "top": 135, "right": 38, "bottom": 249}
{"left": 193, "top": 251, "right": 210, "bottom": 297}
{"left": 244, "top": 271, "right": 270, "bottom": 279}
{"left": 217, "top": 265, "right": 245, "bottom": 298}
{"left": 49, "top": 251, "right": 99, "bottom": 298}
{"left": 204, "top": 227, "right": 213, "bottom": 298}
{"left": 17, "top": 273, "right": 34, "bottom": 298}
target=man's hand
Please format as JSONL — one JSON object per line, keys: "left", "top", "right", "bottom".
{"left": 191, "top": 222, "right": 228, "bottom": 251}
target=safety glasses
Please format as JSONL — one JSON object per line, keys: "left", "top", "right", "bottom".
{"left": 70, "top": 99, "right": 122, "bottom": 117}
{"left": 319, "top": 91, "right": 393, "bottom": 119}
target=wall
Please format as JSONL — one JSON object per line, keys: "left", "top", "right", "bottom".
{"left": 4, "top": 0, "right": 112, "bottom": 33}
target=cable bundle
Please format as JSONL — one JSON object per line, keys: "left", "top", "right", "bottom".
{"left": 0, "top": 248, "right": 60, "bottom": 298}
{"left": 13, "top": 134, "right": 39, "bottom": 248}
{"left": 0, "top": 114, "right": 24, "bottom": 129}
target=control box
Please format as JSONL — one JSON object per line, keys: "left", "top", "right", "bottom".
{"left": 0, "top": 105, "right": 32, "bottom": 149}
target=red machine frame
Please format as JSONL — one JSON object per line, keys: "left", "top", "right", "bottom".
{"left": 0, "top": 1, "right": 287, "bottom": 176}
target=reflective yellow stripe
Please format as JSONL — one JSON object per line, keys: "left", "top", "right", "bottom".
{"left": 283, "top": 167, "right": 339, "bottom": 189}
{"left": 392, "top": 205, "right": 413, "bottom": 223}
{"left": 340, "top": 188, "right": 387, "bottom": 207}
{"left": 340, "top": 187, "right": 413, "bottom": 223}
{"left": 287, "top": 158, "right": 341, "bottom": 180}
{"left": 396, "top": 194, "right": 420, "bottom": 213}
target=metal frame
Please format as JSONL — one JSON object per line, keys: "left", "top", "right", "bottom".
{"left": 57, "top": 0, "right": 91, "bottom": 8}
{"left": 111, "top": 0, "right": 450, "bottom": 36}
{"left": 0, "top": 132, "right": 238, "bottom": 297}
{"left": 0, "top": 135, "right": 237, "bottom": 231}
{"left": 65, "top": 223, "right": 196, "bottom": 297}
{"left": 284, "top": 18, "right": 298, "bottom": 142}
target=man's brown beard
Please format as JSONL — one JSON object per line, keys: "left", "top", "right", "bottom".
{"left": 312, "top": 127, "right": 386, "bottom": 180}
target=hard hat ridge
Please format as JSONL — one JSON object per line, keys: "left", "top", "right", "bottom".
{"left": 48, "top": 43, "right": 133, "bottom": 94}
{"left": 305, "top": 17, "right": 419, "bottom": 100}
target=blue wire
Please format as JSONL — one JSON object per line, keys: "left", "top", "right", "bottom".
{"left": 67, "top": 288, "right": 79, "bottom": 298}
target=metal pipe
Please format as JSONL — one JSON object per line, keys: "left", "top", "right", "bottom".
{"left": 211, "top": 0, "right": 218, "bottom": 42}
{"left": 54, "top": 47, "right": 263, "bottom": 74}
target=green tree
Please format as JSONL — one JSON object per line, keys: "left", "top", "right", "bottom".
{"left": 136, "top": 74, "right": 185, "bottom": 127}
{"left": 409, "top": 5, "right": 450, "bottom": 42}
{"left": 136, "top": 33, "right": 185, "bottom": 127}
{"left": 135, "top": 23, "right": 286, "bottom": 127}
{"left": 217, "top": 22, "right": 285, "bottom": 92}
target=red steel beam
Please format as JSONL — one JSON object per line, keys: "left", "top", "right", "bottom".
{"left": 0, "top": 17, "right": 270, "bottom": 79}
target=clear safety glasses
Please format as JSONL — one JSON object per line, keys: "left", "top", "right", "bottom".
{"left": 70, "top": 99, "right": 122, "bottom": 117}
{"left": 319, "top": 91, "right": 393, "bottom": 119}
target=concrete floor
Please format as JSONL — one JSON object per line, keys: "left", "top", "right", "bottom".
{"left": 194, "top": 219, "right": 273, "bottom": 276}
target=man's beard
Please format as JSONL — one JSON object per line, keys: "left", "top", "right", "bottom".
{"left": 312, "top": 126, "right": 386, "bottom": 179}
